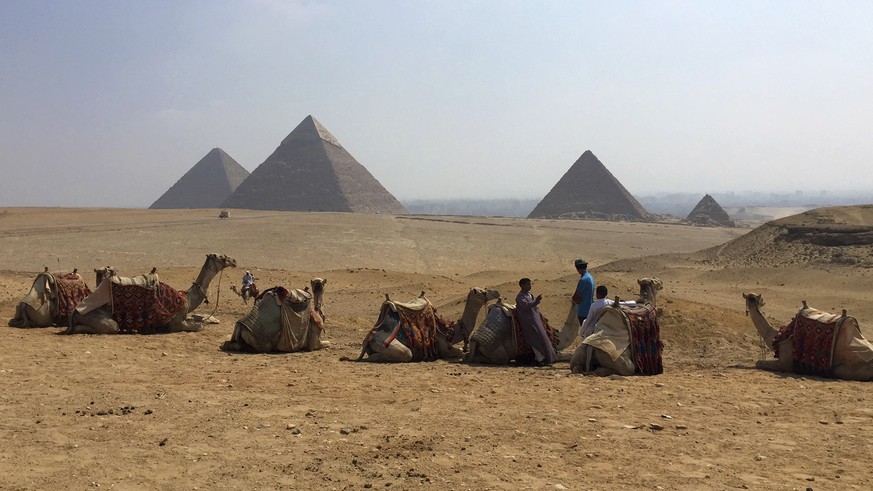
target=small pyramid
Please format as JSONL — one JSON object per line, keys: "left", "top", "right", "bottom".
{"left": 686, "top": 194, "right": 735, "bottom": 227}
{"left": 150, "top": 148, "right": 250, "bottom": 209}
{"left": 221, "top": 116, "right": 406, "bottom": 214}
{"left": 528, "top": 150, "right": 649, "bottom": 221}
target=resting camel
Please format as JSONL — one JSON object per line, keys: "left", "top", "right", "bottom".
{"left": 222, "top": 278, "right": 329, "bottom": 353}
{"left": 569, "top": 278, "right": 664, "bottom": 376}
{"left": 355, "top": 287, "right": 500, "bottom": 362}
{"left": 464, "top": 298, "right": 578, "bottom": 365}
{"left": 66, "top": 254, "right": 236, "bottom": 334}
{"left": 743, "top": 292, "right": 873, "bottom": 381}
{"left": 9, "top": 266, "right": 115, "bottom": 328}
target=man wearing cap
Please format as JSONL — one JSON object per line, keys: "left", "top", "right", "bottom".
{"left": 572, "top": 258, "right": 595, "bottom": 329}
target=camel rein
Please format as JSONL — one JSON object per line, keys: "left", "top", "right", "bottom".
{"left": 200, "top": 268, "right": 224, "bottom": 319}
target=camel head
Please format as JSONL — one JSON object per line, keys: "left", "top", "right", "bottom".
{"left": 94, "top": 266, "right": 116, "bottom": 286}
{"left": 310, "top": 277, "right": 327, "bottom": 296}
{"left": 742, "top": 292, "right": 764, "bottom": 315}
{"left": 637, "top": 277, "right": 663, "bottom": 305}
{"left": 468, "top": 287, "right": 501, "bottom": 304}
{"left": 455, "top": 287, "right": 501, "bottom": 349}
{"left": 206, "top": 253, "right": 237, "bottom": 270}
{"left": 310, "top": 278, "right": 327, "bottom": 315}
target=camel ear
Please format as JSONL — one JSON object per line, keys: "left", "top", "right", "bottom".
{"left": 322, "top": 278, "right": 327, "bottom": 285}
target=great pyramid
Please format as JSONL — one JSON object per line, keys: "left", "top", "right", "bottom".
{"left": 686, "top": 194, "right": 735, "bottom": 227}
{"left": 221, "top": 116, "right": 406, "bottom": 214}
{"left": 528, "top": 150, "right": 649, "bottom": 221}
{"left": 150, "top": 148, "right": 250, "bottom": 209}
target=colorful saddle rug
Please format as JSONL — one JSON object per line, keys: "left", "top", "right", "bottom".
{"left": 365, "top": 299, "right": 454, "bottom": 361}
{"left": 511, "top": 311, "right": 559, "bottom": 360}
{"left": 53, "top": 273, "right": 91, "bottom": 322}
{"left": 110, "top": 281, "right": 186, "bottom": 333}
{"left": 773, "top": 310, "right": 840, "bottom": 377}
{"left": 625, "top": 304, "right": 663, "bottom": 375}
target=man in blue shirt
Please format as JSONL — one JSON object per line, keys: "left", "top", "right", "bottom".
{"left": 572, "top": 258, "right": 595, "bottom": 328}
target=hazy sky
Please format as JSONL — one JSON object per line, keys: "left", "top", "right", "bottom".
{"left": 2, "top": 1, "right": 872, "bottom": 207}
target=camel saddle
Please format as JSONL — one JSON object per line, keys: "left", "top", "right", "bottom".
{"left": 235, "top": 286, "right": 322, "bottom": 352}
{"left": 107, "top": 274, "right": 186, "bottom": 332}
{"left": 583, "top": 303, "right": 663, "bottom": 375}
{"left": 492, "top": 302, "right": 559, "bottom": 357}
{"left": 364, "top": 297, "right": 450, "bottom": 361}
{"left": 773, "top": 307, "right": 852, "bottom": 377}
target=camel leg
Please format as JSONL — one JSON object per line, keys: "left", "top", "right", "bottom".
{"left": 755, "top": 359, "right": 792, "bottom": 373}
{"left": 436, "top": 338, "right": 463, "bottom": 360}
{"left": 66, "top": 310, "right": 120, "bottom": 335}
{"left": 168, "top": 319, "right": 203, "bottom": 333}
{"left": 463, "top": 341, "right": 482, "bottom": 363}
{"left": 832, "top": 364, "right": 873, "bottom": 382}
{"left": 592, "top": 349, "right": 636, "bottom": 376}
{"left": 569, "top": 344, "right": 588, "bottom": 373}
{"left": 365, "top": 339, "right": 413, "bottom": 362}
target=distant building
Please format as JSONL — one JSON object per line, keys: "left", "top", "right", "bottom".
{"left": 150, "top": 148, "right": 249, "bottom": 209}
{"left": 221, "top": 115, "right": 406, "bottom": 214}
{"left": 686, "top": 194, "right": 735, "bottom": 227}
{"left": 528, "top": 150, "right": 649, "bottom": 221}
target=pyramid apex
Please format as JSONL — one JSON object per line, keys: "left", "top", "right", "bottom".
{"left": 281, "top": 115, "right": 340, "bottom": 147}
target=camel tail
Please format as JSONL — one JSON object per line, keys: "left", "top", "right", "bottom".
{"left": 340, "top": 345, "right": 368, "bottom": 362}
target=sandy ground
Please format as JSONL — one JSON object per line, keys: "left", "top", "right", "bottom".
{"left": 1, "top": 207, "right": 872, "bottom": 490}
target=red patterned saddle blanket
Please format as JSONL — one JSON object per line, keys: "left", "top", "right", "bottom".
{"left": 773, "top": 314, "right": 837, "bottom": 376}
{"left": 624, "top": 305, "right": 663, "bottom": 375}
{"left": 512, "top": 312, "right": 558, "bottom": 359}
{"left": 54, "top": 273, "right": 91, "bottom": 321}
{"left": 110, "top": 282, "right": 186, "bottom": 332}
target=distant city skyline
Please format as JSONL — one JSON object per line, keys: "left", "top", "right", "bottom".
{"left": 2, "top": 1, "right": 872, "bottom": 207}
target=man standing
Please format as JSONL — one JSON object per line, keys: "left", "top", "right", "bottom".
{"left": 515, "top": 278, "right": 556, "bottom": 366}
{"left": 572, "top": 258, "right": 595, "bottom": 329}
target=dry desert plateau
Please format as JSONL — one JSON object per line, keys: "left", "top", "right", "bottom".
{"left": 2, "top": 206, "right": 873, "bottom": 490}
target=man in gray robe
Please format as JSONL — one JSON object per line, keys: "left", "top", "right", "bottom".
{"left": 515, "top": 278, "right": 556, "bottom": 365}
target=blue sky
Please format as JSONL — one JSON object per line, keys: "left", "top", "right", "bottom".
{"left": 2, "top": 0, "right": 871, "bottom": 207}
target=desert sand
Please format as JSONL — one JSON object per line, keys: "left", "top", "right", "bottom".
{"left": 1, "top": 207, "right": 872, "bottom": 490}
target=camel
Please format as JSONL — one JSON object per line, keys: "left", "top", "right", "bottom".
{"left": 463, "top": 298, "right": 578, "bottom": 365}
{"left": 743, "top": 292, "right": 873, "bottom": 381}
{"left": 230, "top": 283, "right": 259, "bottom": 305}
{"left": 9, "top": 267, "right": 114, "bottom": 328}
{"left": 355, "top": 287, "right": 500, "bottom": 362}
{"left": 65, "top": 254, "right": 236, "bottom": 334}
{"left": 222, "top": 278, "right": 328, "bottom": 353}
{"left": 569, "top": 278, "right": 664, "bottom": 376}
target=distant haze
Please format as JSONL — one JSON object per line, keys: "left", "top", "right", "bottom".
{"left": 2, "top": 2, "right": 872, "bottom": 208}
{"left": 405, "top": 190, "right": 873, "bottom": 218}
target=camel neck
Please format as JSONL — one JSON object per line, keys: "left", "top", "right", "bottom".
{"left": 749, "top": 304, "right": 777, "bottom": 346}
{"left": 457, "top": 295, "right": 484, "bottom": 341}
{"left": 186, "top": 259, "right": 219, "bottom": 313}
